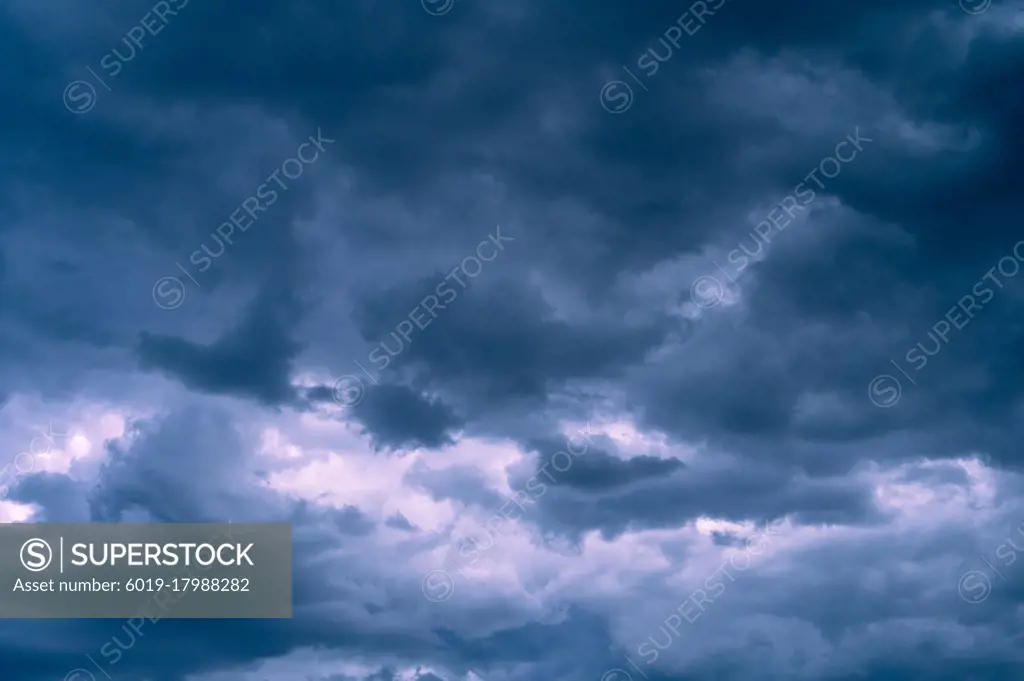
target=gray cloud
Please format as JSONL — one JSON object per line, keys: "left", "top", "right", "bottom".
{"left": 2, "top": 0, "right": 1024, "bottom": 679}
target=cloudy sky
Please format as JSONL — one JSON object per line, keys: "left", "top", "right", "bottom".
{"left": 2, "top": 0, "right": 1024, "bottom": 679}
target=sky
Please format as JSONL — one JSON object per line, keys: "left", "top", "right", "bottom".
{"left": 1, "top": 0, "right": 1024, "bottom": 679}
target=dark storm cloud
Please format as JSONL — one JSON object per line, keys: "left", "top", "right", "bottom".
{"left": 136, "top": 277, "right": 304, "bottom": 406}
{"left": 350, "top": 384, "right": 463, "bottom": 452}
{"left": 521, "top": 453, "right": 881, "bottom": 542}
{"left": 523, "top": 438, "right": 685, "bottom": 491}
{"left": 385, "top": 512, "right": 417, "bottom": 531}
{"left": 352, "top": 273, "right": 672, "bottom": 409}
{"left": 8, "top": 472, "right": 91, "bottom": 521}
